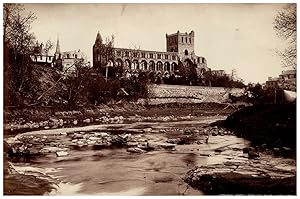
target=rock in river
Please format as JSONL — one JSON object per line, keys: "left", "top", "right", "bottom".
{"left": 127, "top": 142, "right": 139, "bottom": 147}
{"left": 56, "top": 151, "right": 69, "bottom": 157}
{"left": 127, "top": 147, "right": 146, "bottom": 153}
{"left": 143, "top": 128, "right": 152, "bottom": 133}
{"left": 40, "top": 147, "right": 68, "bottom": 153}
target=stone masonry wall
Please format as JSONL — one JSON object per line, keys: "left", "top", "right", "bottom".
{"left": 138, "top": 84, "right": 244, "bottom": 105}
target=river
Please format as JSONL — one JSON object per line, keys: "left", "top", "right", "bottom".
{"left": 6, "top": 116, "right": 270, "bottom": 195}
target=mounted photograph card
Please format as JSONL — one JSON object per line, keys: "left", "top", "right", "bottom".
{"left": 3, "top": 2, "right": 296, "bottom": 196}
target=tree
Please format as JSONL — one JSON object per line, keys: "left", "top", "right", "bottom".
{"left": 246, "top": 83, "right": 264, "bottom": 104}
{"left": 43, "top": 39, "right": 54, "bottom": 55}
{"left": 4, "top": 3, "right": 36, "bottom": 57}
{"left": 4, "top": 4, "right": 37, "bottom": 106}
{"left": 273, "top": 4, "right": 296, "bottom": 69}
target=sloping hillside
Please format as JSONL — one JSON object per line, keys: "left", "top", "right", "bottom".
{"left": 20, "top": 64, "right": 67, "bottom": 105}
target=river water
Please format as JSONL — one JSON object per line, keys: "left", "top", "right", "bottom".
{"left": 9, "top": 116, "right": 254, "bottom": 195}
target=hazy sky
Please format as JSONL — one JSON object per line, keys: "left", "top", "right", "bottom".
{"left": 23, "top": 3, "right": 290, "bottom": 83}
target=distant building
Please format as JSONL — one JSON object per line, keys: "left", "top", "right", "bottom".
{"left": 265, "top": 70, "right": 296, "bottom": 91}
{"left": 93, "top": 30, "right": 209, "bottom": 78}
{"left": 54, "top": 37, "right": 90, "bottom": 75}
{"left": 30, "top": 41, "right": 54, "bottom": 66}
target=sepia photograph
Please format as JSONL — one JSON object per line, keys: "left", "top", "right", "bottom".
{"left": 3, "top": 1, "right": 297, "bottom": 196}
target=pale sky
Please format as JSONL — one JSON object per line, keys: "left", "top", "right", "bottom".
{"left": 23, "top": 3, "right": 291, "bottom": 84}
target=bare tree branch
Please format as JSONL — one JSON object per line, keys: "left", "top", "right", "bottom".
{"left": 273, "top": 4, "right": 297, "bottom": 69}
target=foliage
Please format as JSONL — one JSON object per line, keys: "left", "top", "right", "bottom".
{"left": 61, "top": 68, "right": 150, "bottom": 106}
{"left": 4, "top": 4, "right": 38, "bottom": 106}
{"left": 244, "top": 83, "right": 285, "bottom": 105}
{"left": 3, "top": 4, "right": 36, "bottom": 56}
{"left": 273, "top": 4, "right": 296, "bottom": 69}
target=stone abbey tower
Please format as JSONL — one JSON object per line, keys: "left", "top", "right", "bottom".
{"left": 93, "top": 30, "right": 209, "bottom": 77}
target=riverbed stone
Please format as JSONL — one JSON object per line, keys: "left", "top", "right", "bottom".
{"left": 59, "top": 119, "right": 64, "bottom": 126}
{"left": 212, "top": 132, "right": 218, "bottom": 136}
{"left": 127, "top": 147, "right": 146, "bottom": 153}
{"left": 87, "top": 141, "right": 96, "bottom": 145}
{"left": 77, "top": 141, "right": 85, "bottom": 146}
{"left": 196, "top": 140, "right": 203, "bottom": 145}
{"left": 89, "top": 137, "right": 99, "bottom": 141}
{"left": 73, "top": 120, "right": 78, "bottom": 125}
{"left": 83, "top": 118, "right": 91, "bottom": 123}
{"left": 73, "top": 133, "right": 83, "bottom": 139}
{"left": 56, "top": 151, "right": 69, "bottom": 157}
{"left": 159, "top": 129, "right": 167, "bottom": 133}
{"left": 248, "top": 150, "right": 260, "bottom": 159}
{"left": 40, "top": 147, "right": 68, "bottom": 153}
{"left": 127, "top": 142, "right": 139, "bottom": 147}
{"left": 166, "top": 138, "right": 181, "bottom": 144}
{"left": 143, "top": 128, "right": 152, "bottom": 133}
{"left": 98, "top": 132, "right": 109, "bottom": 137}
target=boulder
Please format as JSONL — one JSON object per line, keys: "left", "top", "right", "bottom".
{"left": 127, "top": 147, "right": 146, "bottom": 153}
{"left": 40, "top": 147, "right": 68, "bottom": 153}
{"left": 56, "top": 151, "right": 69, "bottom": 157}
{"left": 143, "top": 128, "right": 152, "bottom": 133}
{"left": 261, "top": 144, "right": 267, "bottom": 151}
{"left": 87, "top": 141, "right": 96, "bottom": 145}
{"left": 248, "top": 150, "right": 260, "bottom": 159}
{"left": 199, "top": 152, "right": 211, "bottom": 157}
{"left": 158, "top": 143, "right": 176, "bottom": 149}
{"left": 83, "top": 118, "right": 91, "bottom": 123}
{"left": 273, "top": 148, "right": 281, "bottom": 156}
{"left": 196, "top": 140, "right": 203, "bottom": 145}
{"left": 59, "top": 119, "right": 64, "bottom": 126}
{"left": 243, "top": 147, "right": 255, "bottom": 154}
{"left": 166, "top": 138, "right": 181, "bottom": 144}
{"left": 212, "top": 132, "right": 218, "bottom": 136}
{"left": 73, "top": 120, "right": 78, "bottom": 125}
{"left": 77, "top": 141, "right": 85, "bottom": 146}
{"left": 185, "top": 169, "right": 296, "bottom": 195}
{"left": 88, "top": 137, "right": 99, "bottom": 141}
{"left": 193, "top": 129, "right": 200, "bottom": 134}
{"left": 98, "top": 132, "right": 109, "bottom": 137}
{"left": 215, "top": 147, "right": 226, "bottom": 153}
{"left": 281, "top": 147, "right": 292, "bottom": 157}
{"left": 159, "top": 129, "right": 167, "bottom": 134}
{"left": 184, "top": 130, "right": 192, "bottom": 135}
{"left": 121, "top": 133, "right": 131, "bottom": 140}
{"left": 127, "top": 142, "right": 139, "bottom": 147}
{"left": 73, "top": 133, "right": 83, "bottom": 139}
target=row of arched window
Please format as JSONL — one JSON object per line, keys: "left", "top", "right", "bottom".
{"left": 107, "top": 59, "right": 179, "bottom": 72}
{"left": 114, "top": 50, "right": 177, "bottom": 61}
